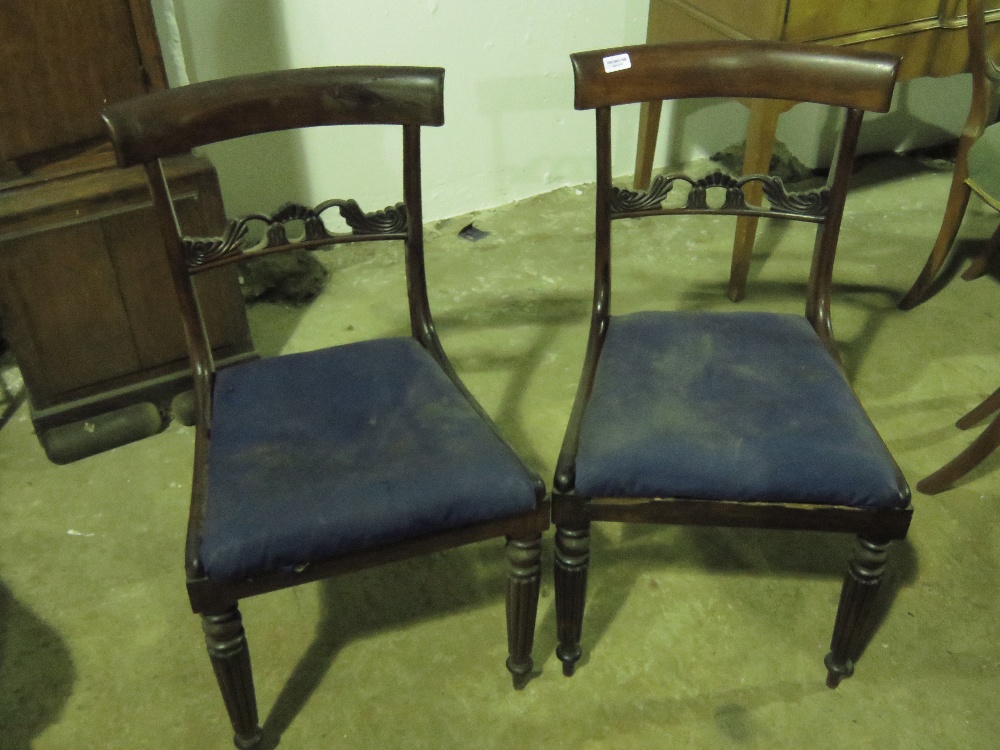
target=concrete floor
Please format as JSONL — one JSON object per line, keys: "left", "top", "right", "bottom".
{"left": 1, "top": 153, "right": 998, "bottom": 749}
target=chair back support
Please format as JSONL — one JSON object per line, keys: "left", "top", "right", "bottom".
{"left": 571, "top": 42, "right": 899, "bottom": 351}
{"left": 103, "top": 66, "right": 445, "bottom": 165}
{"left": 102, "top": 66, "right": 446, "bottom": 431}
{"left": 570, "top": 42, "right": 898, "bottom": 111}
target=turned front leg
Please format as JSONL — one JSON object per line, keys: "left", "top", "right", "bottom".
{"left": 825, "top": 537, "right": 890, "bottom": 688}
{"left": 202, "top": 605, "right": 262, "bottom": 749}
{"left": 554, "top": 524, "right": 590, "bottom": 677}
{"left": 506, "top": 535, "right": 542, "bottom": 689}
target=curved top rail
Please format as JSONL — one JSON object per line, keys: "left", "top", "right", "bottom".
{"left": 572, "top": 41, "right": 898, "bottom": 112}
{"left": 103, "top": 65, "right": 445, "bottom": 166}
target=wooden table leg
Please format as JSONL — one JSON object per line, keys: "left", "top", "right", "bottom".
{"left": 961, "top": 218, "right": 1000, "bottom": 280}
{"left": 897, "top": 135, "right": 975, "bottom": 310}
{"left": 956, "top": 383, "right": 1000, "bottom": 429}
{"left": 727, "top": 99, "right": 783, "bottom": 302}
{"left": 917, "top": 385, "right": 1000, "bottom": 494}
{"left": 634, "top": 100, "right": 662, "bottom": 190}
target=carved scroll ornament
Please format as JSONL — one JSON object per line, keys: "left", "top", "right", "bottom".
{"left": 610, "top": 170, "right": 828, "bottom": 218}
{"left": 182, "top": 199, "right": 407, "bottom": 268}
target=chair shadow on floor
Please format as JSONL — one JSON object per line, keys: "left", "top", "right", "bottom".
{"left": 432, "top": 291, "right": 591, "bottom": 473}
{"left": 896, "top": 236, "right": 998, "bottom": 306}
{"left": 534, "top": 522, "right": 918, "bottom": 679}
{"left": 257, "top": 539, "right": 557, "bottom": 748}
{"left": 245, "top": 290, "right": 583, "bottom": 747}
{"left": 0, "top": 582, "right": 76, "bottom": 750}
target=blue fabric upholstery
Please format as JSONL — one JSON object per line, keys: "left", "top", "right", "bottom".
{"left": 573, "top": 311, "right": 907, "bottom": 509}
{"left": 201, "top": 337, "right": 539, "bottom": 581}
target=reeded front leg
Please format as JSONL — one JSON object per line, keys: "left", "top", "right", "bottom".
{"left": 203, "top": 605, "right": 262, "bottom": 749}
{"left": 506, "top": 535, "right": 542, "bottom": 689}
{"left": 825, "top": 537, "right": 889, "bottom": 688}
{"left": 554, "top": 524, "right": 590, "bottom": 677}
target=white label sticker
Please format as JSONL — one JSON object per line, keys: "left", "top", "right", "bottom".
{"left": 603, "top": 53, "right": 632, "bottom": 73}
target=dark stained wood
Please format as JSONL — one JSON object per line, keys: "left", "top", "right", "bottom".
{"left": 506, "top": 536, "right": 543, "bottom": 689}
{"left": 0, "top": 0, "right": 252, "bottom": 460}
{"left": 202, "top": 606, "right": 261, "bottom": 750}
{"left": 825, "top": 538, "right": 890, "bottom": 688}
{"left": 554, "top": 496, "right": 913, "bottom": 539}
{"left": 0, "top": 220, "right": 140, "bottom": 399}
{"left": 103, "top": 67, "right": 446, "bottom": 166}
{"left": 571, "top": 42, "right": 899, "bottom": 112}
{"left": 125, "top": 0, "right": 170, "bottom": 92}
{"left": 0, "top": 156, "right": 252, "bottom": 424}
{"left": 553, "top": 41, "right": 913, "bottom": 689}
{"left": 553, "top": 525, "right": 589, "bottom": 677}
{"left": 0, "top": 0, "right": 159, "bottom": 163}
{"left": 104, "top": 67, "right": 548, "bottom": 747}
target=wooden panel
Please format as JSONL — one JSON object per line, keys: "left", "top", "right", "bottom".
{"left": 662, "top": 0, "right": 787, "bottom": 40}
{"left": 644, "top": 0, "right": 1000, "bottom": 80}
{"left": 0, "top": 155, "right": 251, "bottom": 417}
{"left": 941, "top": 0, "right": 1000, "bottom": 23}
{"left": 0, "top": 154, "right": 218, "bottom": 236}
{"left": 102, "top": 190, "right": 248, "bottom": 370}
{"left": 0, "top": 222, "right": 140, "bottom": 404}
{"left": 646, "top": 0, "right": 735, "bottom": 43}
{"left": 101, "top": 204, "right": 189, "bottom": 368}
{"left": 784, "top": 0, "right": 941, "bottom": 42}
{"left": 0, "top": 0, "right": 148, "bottom": 160}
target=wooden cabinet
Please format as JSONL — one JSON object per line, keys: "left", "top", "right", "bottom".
{"left": 637, "top": 0, "right": 1000, "bottom": 187}
{"left": 641, "top": 0, "right": 1000, "bottom": 75}
{"left": 0, "top": 0, "right": 252, "bottom": 461}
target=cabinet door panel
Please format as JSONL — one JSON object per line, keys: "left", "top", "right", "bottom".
{"left": 101, "top": 206, "right": 188, "bottom": 369}
{"left": 0, "top": 222, "right": 140, "bottom": 404}
{"left": 786, "top": 1, "right": 943, "bottom": 42}
{"left": 102, "top": 192, "right": 249, "bottom": 370}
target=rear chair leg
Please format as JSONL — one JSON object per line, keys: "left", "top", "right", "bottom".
{"left": 202, "top": 605, "right": 263, "bottom": 749}
{"left": 825, "top": 537, "right": 890, "bottom": 688}
{"left": 554, "top": 524, "right": 590, "bottom": 677}
{"left": 506, "top": 535, "right": 542, "bottom": 689}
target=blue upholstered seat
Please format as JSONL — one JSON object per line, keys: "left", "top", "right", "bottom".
{"left": 201, "top": 336, "right": 539, "bottom": 581}
{"left": 573, "top": 311, "right": 907, "bottom": 509}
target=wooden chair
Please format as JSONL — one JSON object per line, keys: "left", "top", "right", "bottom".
{"left": 552, "top": 42, "right": 913, "bottom": 688}
{"left": 102, "top": 67, "right": 549, "bottom": 749}
{"left": 899, "top": 0, "right": 1000, "bottom": 309}
{"left": 917, "top": 96, "right": 1000, "bottom": 494}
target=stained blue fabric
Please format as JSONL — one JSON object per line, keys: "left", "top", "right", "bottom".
{"left": 573, "top": 311, "right": 907, "bottom": 509}
{"left": 201, "top": 337, "right": 538, "bottom": 581}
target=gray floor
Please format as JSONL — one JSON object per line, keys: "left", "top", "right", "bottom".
{"left": 1, "top": 153, "right": 998, "bottom": 749}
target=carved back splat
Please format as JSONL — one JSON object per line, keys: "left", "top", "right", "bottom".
{"left": 182, "top": 200, "right": 408, "bottom": 271}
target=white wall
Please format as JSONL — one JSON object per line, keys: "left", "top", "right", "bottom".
{"left": 155, "top": 1, "right": 974, "bottom": 221}
{"left": 160, "top": 0, "right": 648, "bottom": 220}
